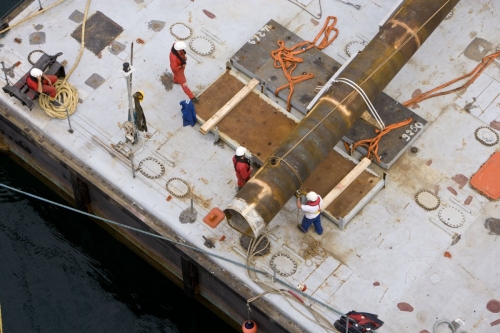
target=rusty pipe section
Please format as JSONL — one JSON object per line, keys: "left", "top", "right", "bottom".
{"left": 225, "top": 0, "right": 460, "bottom": 237}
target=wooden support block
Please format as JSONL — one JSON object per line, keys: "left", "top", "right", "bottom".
{"left": 360, "top": 110, "right": 382, "bottom": 130}
{"left": 199, "top": 78, "right": 259, "bottom": 135}
{"left": 321, "top": 157, "right": 372, "bottom": 209}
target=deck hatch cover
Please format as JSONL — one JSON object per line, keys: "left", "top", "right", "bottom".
{"left": 71, "top": 11, "right": 123, "bottom": 55}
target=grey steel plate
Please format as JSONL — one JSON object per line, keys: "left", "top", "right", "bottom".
{"left": 231, "top": 20, "right": 428, "bottom": 169}
{"left": 71, "top": 11, "right": 124, "bottom": 55}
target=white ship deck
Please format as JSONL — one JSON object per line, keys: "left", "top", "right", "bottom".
{"left": 1, "top": 0, "right": 499, "bottom": 332}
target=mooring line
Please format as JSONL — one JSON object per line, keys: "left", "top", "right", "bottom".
{"left": 0, "top": 182, "right": 345, "bottom": 317}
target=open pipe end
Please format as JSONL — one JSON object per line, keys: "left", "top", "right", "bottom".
{"left": 224, "top": 197, "right": 266, "bottom": 238}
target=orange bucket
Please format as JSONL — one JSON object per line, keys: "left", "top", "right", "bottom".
{"left": 203, "top": 207, "right": 225, "bottom": 228}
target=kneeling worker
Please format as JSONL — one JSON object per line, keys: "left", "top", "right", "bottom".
{"left": 296, "top": 191, "right": 323, "bottom": 235}
{"left": 26, "top": 68, "right": 59, "bottom": 105}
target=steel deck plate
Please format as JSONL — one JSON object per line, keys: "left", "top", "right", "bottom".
{"left": 231, "top": 19, "right": 428, "bottom": 169}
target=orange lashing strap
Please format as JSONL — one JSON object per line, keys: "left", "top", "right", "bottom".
{"left": 271, "top": 16, "right": 339, "bottom": 112}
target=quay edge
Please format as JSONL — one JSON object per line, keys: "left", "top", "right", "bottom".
{"left": 0, "top": 104, "right": 305, "bottom": 333}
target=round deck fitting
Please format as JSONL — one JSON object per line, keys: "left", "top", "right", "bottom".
{"left": 270, "top": 253, "right": 297, "bottom": 277}
{"left": 438, "top": 206, "right": 465, "bottom": 228}
{"left": 415, "top": 190, "right": 440, "bottom": 211}
{"left": 240, "top": 235, "right": 270, "bottom": 257}
{"left": 166, "top": 177, "right": 191, "bottom": 198}
{"left": 28, "top": 49, "right": 45, "bottom": 65}
{"left": 138, "top": 157, "right": 165, "bottom": 179}
{"left": 345, "top": 41, "right": 365, "bottom": 57}
{"left": 169, "top": 22, "right": 192, "bottom": 40}
{"left": 475, "top": 126, "right": 499, "bottom": 146}
{"left": 189, "top": 36, "right": 215, "bottom": 56}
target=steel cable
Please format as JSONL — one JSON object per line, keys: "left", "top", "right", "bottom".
{"left": 0, "top": 182, "right": 358, "bottom": 327}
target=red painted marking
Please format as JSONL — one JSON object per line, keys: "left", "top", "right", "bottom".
{"left": 464, "top": 195, "right": 473, "bottom": 205}
{"left": 491, "top": 319, "right": 500, "bottom": 326}
{"left": 412, "top": 89, "right": 422, "bottom": 98}
{"left": 447, "top": 186, "right": 458, "bottom": 196}
{"left": 444, "top": 251, "right": 452, "bottom": 259}
{"left": 202, "top": 9, "right": 216, "bottom": 19}
{"left": 166, "top": 195, "right": 172, "bottom": 201}
{"left": 310, "top": 18, "right": 319, "bottom": 26}
{"left": 426, "top": 159, "right": 432, "bottom": 166}
{"left": 373, "top": 281, "right": 380, "bottom": 286}
{"left": 434, "top": 185, "right": 440, "bottom": 195}
{"left": 452, "top": 174, "right": 468, "bottom": 189}
{"left": 397, "top": 302, "right": 414, "bottom": 312}
{"left": 288, "top": 290, "right": 304, "bottom": 303}
{"left": 490, "top": 120, "right": 500, "bottom": 131}
{"left": 419, "top": 330, "right": 430, "bottom": 333}
{"left": 487, "top": 299, "right": 500, "bottom": 313}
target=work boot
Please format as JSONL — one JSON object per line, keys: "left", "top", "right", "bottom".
{"left": 297, "top": 224, "right": 307, "bottom": 233}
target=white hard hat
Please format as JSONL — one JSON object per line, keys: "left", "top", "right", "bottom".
{"left": 30, "top": 68, "right": 43, "bottom": 77}
{"left": 235, "top": 146, "right": 247, "bottom": 156}
{"left": 174, "top": 41, "right": 186, "bottom": 50}
{"left": 306, "top": 191, "right": 318, "bottom": 202}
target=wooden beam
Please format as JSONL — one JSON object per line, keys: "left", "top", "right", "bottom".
{"left": 321, "top": 157, "right": 372, "bottom": 209}
{"left": 199, "top": 78, "right": 259, "bottom": 135}
{"left": 360, "top": 110, "right": 382, "bottom": 130}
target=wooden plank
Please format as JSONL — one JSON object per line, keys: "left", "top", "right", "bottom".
{"left": 360, "top": 110, "right": 382, "bottom": 130}
{"left": 321, "top": 157, "right": 372, "bottom": 209}
{"left": 199, "top": 78, "right": 259, "bottom": 135}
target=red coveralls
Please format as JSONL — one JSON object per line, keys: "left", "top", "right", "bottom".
{"left": 26, "top": 75, "right": 58, "bottom": 98}
{"left": 232, "top": 156, "right": 251, "bottom": 188}
{"left": 169, "top": 48, "right": 195, "bottom": 99}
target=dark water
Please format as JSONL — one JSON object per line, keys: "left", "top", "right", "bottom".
{"left": 0, "top": 155, "right": 236, "bottom": 333}
{"left": 1, "top": 0, "right": 24, "bottom": 20}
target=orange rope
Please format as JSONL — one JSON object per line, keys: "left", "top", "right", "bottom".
{"left": 402, "top": 50, "right": 500, "bottom": 108}
{"left": 271, "top": 16, "right": 339, "bottom": 111}
{"left": 349, "top": 118, "right": 413, "bottom": 163}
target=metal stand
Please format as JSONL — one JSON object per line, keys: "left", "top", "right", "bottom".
{"left": 130, "top": 155, "right": 135, "bottom": 179}
{"left": 179, "top": 199, "right": 197, "bottom": 224}
{"left": 65, "top": 108, "right": 73, "bottom": 134}
{"left": 37, "top": 0, "right": 43, "bottom": 10}
{"left": 123, "top": 62, "right": 138, "bottom": 144}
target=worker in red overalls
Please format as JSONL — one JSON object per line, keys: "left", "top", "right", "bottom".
{"left": 169, "top": 41, "right": 198, "bottom": 102}
{"left": 232, "top": 146, "right": 252, "bottom": 191}
{"left": 26, "top": 68, "right": 60, "bottom": 105}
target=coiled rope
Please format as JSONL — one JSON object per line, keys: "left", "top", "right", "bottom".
{"left": 271, "top": 16, "right": 339, "bottom": 112}
{"left": 347, "top": 118, "right": 413, "bottom": 163}
{"left": 38, "top": 0, "right": 92, "bottom": 119}
{"left": 402, "top": 49, "right": 500, "bottom": 108}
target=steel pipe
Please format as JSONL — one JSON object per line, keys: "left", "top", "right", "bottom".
{"left": 225, "top": 0, "right": 460, "bottom": 237}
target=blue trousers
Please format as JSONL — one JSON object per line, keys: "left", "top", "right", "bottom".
{"left": 301, "top": 215, "right": 323, "bottom": 235}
